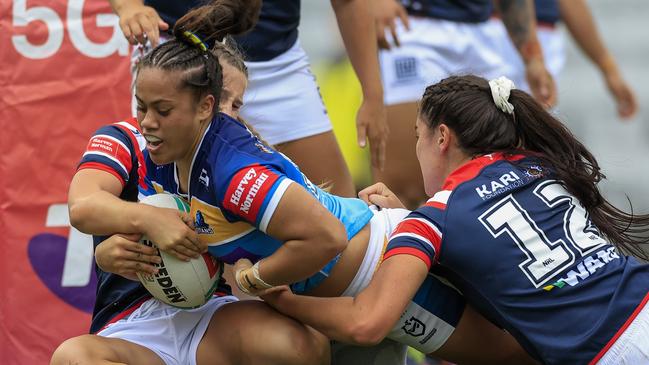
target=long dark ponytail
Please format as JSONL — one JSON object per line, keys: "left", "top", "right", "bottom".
{"left": 420, "top": 75, "right": 649, "bottom": 260}
{"left": 137, "top": 0, "right": 260, "bottom": 110}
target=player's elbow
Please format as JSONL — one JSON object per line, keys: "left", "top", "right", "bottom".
{"left": 318, "top": 219, "right": 348, "bottom": 259}
{"left": 347, "top": 316, "right": 389, "bottom": 346}
{"left": 68, "top": 200, "right": 90, "bottom": 232}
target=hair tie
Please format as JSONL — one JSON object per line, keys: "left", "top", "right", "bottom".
{"left": 488, "top": 76, "right": 516, "bottom": 114}
{"left": 182, "top": 30, "right": 209, "bottom": 52}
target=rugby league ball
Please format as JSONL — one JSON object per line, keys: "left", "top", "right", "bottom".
{"left": 137, "top": 193, "right": 222, "bottom": 308}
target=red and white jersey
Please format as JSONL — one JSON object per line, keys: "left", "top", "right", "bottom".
{"left": 385, "top": 153, "right": 649, "bottom": 365}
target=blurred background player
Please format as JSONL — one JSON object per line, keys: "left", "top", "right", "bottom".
{"left": 109, "top": 0, "right": 388, "bottom": 198}
{"left": 371, "top": 0, "right": 556, "bottom": 210}
{"left": 492, "top": 0, "right": 638, "bottom": 119}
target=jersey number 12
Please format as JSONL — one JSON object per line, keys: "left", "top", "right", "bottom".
{"left": 479, "top": 180, "right": 607, "bottom": 287}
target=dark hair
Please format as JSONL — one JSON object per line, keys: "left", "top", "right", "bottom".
{"left": 137, "top": 0, "right": 260, "bottom": 111}
{"left": 420, "top": 75, "right": 649, "bottom": 259}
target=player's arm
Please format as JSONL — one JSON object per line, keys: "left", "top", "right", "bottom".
{"left": 558, "top": 0, "right": 637, "bottom": 119}
{"left": 69, "top": 171, "right": 202, "bottom": 261}
{"left": 331, "top": 0, "right": 388, "bottom": 171}
{"left": 109, "top": 0, "right": 168, "bottom": 46}
{"left": 68, "top": 127, "right": 202, "bottom": 260}
{"left": 262, "top": 254, "right": 427, "bottom": 345}
{"left": 494, "top": 0, "right": 556, "bottom": 106}
{"left": 232, "top": 182, "right": 348, "bottom": 294}
{"left": 68, "top": 168, "right": 149, "bottom": 235}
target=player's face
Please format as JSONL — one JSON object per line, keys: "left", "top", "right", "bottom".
{"left": 415, "top": 117, "right": 444, "bottom": 196}
{"left": 135, "top": 67, "right": 214, "bottom": 166}
{"left": 219, "top": 62, "right": 247, "bottom": 119}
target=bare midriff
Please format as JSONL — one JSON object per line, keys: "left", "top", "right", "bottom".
{"left": 306, "top": 222, "right": 372, "bottom": 297}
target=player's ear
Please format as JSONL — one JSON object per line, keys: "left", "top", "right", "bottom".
{"left": 198, "top": 94, "right": 216, "bottom": 121}
{"left": 438, "top": 124, "right": 451, "bottom": 150}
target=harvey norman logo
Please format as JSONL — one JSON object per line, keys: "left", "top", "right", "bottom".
{"left": 475, "top": 171, "right": 527, "bottom": 200}
{"left": 229, "top": 167, "right": 269, "bottom": 214}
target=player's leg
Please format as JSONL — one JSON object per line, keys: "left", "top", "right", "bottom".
{"left": 50, "top": 334, "right": 165, "bottom": 365}
{"left": 242, "top": 40, "right": 356, "bottom": 198}
{"left": 371, "top": 101, "right": 424, "bottom": 209}
{"left": 432, "top": 305, "right": 537, "bottom": 365}
{"left": 276, "top": 132, "right": 355, "bottom": 197}
{"left": 331, "top": 338, "right": 407, "bottom": 365}
{"left": 197, "top": 300, "right": 330, "bottom": 365}
{"left": 373, "top": 18, "right": 455, "bottom": 209}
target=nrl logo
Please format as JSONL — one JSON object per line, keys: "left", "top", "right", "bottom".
{"left": 402, "top": 316, "right": 426, "bottom": 337}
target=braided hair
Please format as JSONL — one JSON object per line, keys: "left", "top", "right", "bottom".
{"left": 137, "top": 0, "right": 260, "bottom": 110}
{"left": 420, "top": 75, "right": 649, "bottom": 259}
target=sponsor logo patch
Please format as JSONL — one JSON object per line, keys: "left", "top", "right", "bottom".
{"left": 543, "top": 246, "right": 620, "bottom": 291}
{"left": 475, "top": 171, "right": 525, "bottom": 200}
{"left": 223, "top": 165, "right": 280, "bottom": 223}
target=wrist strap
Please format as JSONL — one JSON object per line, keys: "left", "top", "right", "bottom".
{"left": 252, "top": 261, "right": 274, "bottom": 289}
{"left": 235, "top": 261, "right": 274, "bottom": 296}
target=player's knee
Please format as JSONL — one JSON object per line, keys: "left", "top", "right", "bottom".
{"left": 272, "top": 326, "right": 330, "bottom": 365}
{"left": 50, "top": 335, "right": 100, "bottom": 365}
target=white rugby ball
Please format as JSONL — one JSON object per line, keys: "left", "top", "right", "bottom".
{"left": 137, "top": 193, "right": 222, "bottom": 309}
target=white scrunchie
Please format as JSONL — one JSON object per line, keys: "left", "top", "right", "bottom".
{"left": 488, "top": 76, "right": 516, "bottom": 114}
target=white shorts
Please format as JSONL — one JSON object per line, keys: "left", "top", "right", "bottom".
{"left": 240, "top": 39, "right": 332, "bottom": 145}
{"left": 343, "top": 207, "right": 462, "bottom": 354}
{"left": 487, "top": 18, "right": 565, "bottom": 92}
{"left": 98, "top": 295, "right": 238, "bottom": 365}
{"left": 342, "top": 206, "right": 409, "bottom": 296}
{"left": 596, "top": 299, "right": 649, "bottom": 365}
{"left": 131, "top": 38, "right": 332, "bottom": 146}
{"left": 380, "top": 17, "right": 510, "bottom": 105}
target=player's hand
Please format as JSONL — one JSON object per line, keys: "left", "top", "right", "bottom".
{"left": 525, "top": 58, "right": 557, "bottom": 108}
{"left": 604, "top": 70, "right": 638, "bottom": 119}
{"left": 95, "top": 233, "right": 161, "bottom": 280}
{"left": 358, "top": 182, "right": 405, "bottom": 209}
{"left": 115, "top": 2, "right": 168, "bottom": 47}
{"left": 141, "top": 206, "right": 205, "bottom": 261}
{"left": 373, "top": 0, "right": 410, "bottom": 49}
{"left": 259, "top": 285, "right": 292, "bottom": 306}
{"left": 357, "top": 98, "right": 389, "bottom": 171}
{"left": 233, "top": 258, "right": 253, "bottom": 274}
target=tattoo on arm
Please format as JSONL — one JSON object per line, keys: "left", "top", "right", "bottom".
{"left": 496, "top": 0, "right": 534, "bottom": 49}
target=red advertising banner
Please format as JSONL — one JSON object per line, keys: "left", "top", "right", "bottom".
{"left": 1, "top": 1, "right": 131, "bottom": 363}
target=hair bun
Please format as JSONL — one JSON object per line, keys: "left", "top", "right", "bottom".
{"left": 174, "top": 0, "right": 262, "bottom": 46}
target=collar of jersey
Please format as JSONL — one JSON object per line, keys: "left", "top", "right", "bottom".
{"left": 173, "top": 118, "right": 214, "bottom": 197}
{"left": 441, "top": 152, "right": 526, "bottom": 191}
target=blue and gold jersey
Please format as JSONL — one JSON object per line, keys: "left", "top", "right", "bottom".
{"left": 385, "top": 153, "right": 649, "bottom": 364}
{"left": 145, "top": 113, "right": 373, "bottom": 293}
{"left": 77, "top": 119, "right": 232, "bottom": 333}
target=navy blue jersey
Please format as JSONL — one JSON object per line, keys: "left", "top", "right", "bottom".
{"left": 145, "top": 113, "right": 373, "bottom": 294}
{"left": 535, "top": 0, "right": 561, "bottom": 25}
{"left": 385, "top": 153, "right": 649, "bottom": 364}
{"left": 145, "top": 0, "right": 300, "bottom": 62}
{"left": 234, "top": 0, "right": 300, "bottom": 61}
{"left": 77, "top": 118, "right": 230, "bottom": 333}
{"left": 401, "top": 0, "right": 493, "bottom": 23}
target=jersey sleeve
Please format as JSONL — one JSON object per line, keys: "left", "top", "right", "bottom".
{"left": 383, "top": 210, "right": 443, "bottom": 269}
{"left": 77, "top": 125, "right": 136, "bottom": 187}
{"left": 219, "top": 163, "right": 292, "bottom": 233}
